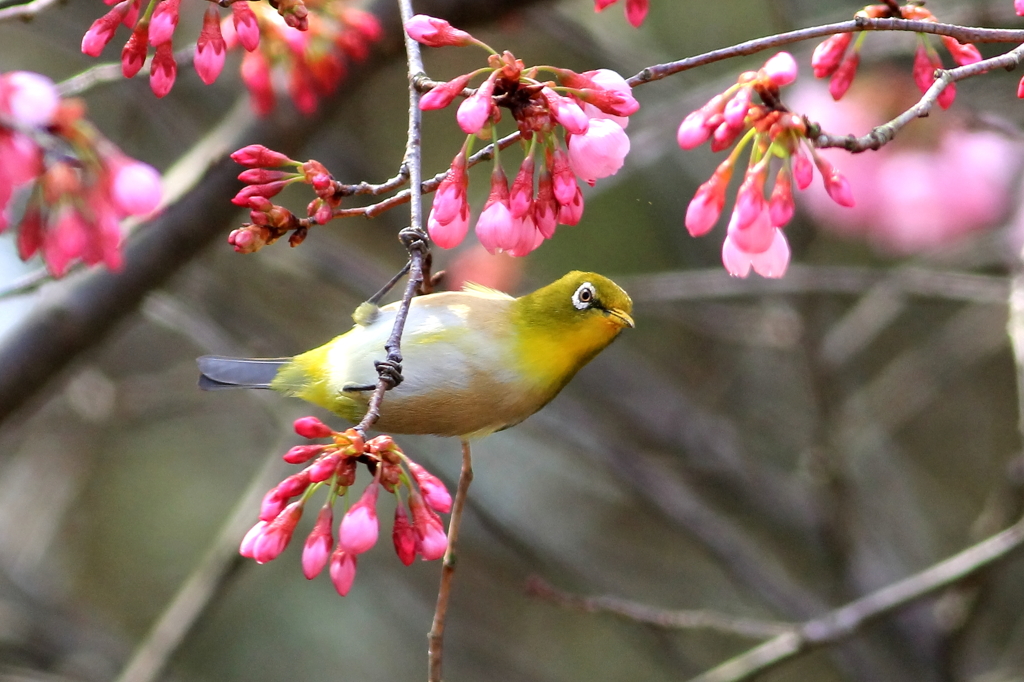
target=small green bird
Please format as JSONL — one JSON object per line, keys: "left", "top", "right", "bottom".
{"left": 198, "top": 271, "right": 633, "bottom": 439}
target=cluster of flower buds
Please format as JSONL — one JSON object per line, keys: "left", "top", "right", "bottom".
{"left": 81, "top": 0, "right": 379, "bottom": 107}
{"left": 407, "top": 15, "right": 638, "bottom": 256}
{"left": 227, "top": 144, "right": 342, "bottom": 252}
{"left": 593, "top": 0, "right": 649, "bottom": 27}
{"left": 228, "top": 3, "right": 381, "bottom": 115}
{"left": 677, "top": 52, "right": 854, "bottom": 278}
{"left": 241, "top": 417, "right": 451, "bottom": 596}
{"left": 811, "top": 4, "right": 981, "bottom": 107}
{"left": 0, "top": 71, "right": 161, "bottom": 277}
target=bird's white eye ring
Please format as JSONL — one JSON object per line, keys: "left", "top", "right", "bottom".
{"left": 572, "top": 282, "right": 595, "bottom": 310}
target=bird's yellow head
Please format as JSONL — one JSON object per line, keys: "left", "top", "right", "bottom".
{"left": 511, "top": 271, "right": 633, "bottom": 390}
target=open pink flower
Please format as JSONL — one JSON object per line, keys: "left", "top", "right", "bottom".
{"left": 567, "top": 118, "right": 630, "bottom": 185}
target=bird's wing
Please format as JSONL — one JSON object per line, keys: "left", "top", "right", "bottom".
{"left": 460, "top": 281, "right": 515, "bottom": 300}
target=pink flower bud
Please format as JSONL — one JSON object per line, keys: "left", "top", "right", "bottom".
{"left": 81, "top": 0, "right": 130, "bottom": 57}
{"left": 624, "top": 0, "right": 648, "bottom": 27}
{"left": 828, "top": 52, "right": 859, "bottom": 101}
{"left": 937, "top": 81, "right": 957, "bottom": 110}
{"left": 677, "top": 110, "right": 711, "bottom": 150}
{"left": 723, "top": 87, "right": 751, "bottom": 127}
{"left": 428, "top": 202, "right": 469, "bottom": 249}
{"left": 940, "top": 36, "right": 981, "bottom": 66}
{"left": 294, "top": 416, "right": 332, "bottom": 438}
{"left": 108, "top": 160, "right": 161, "bottom": 217}
{"left": 762, "top": 51, "right": 798, "bottom": 87}
{"left": 231, "top": 145, "right": 295, "bottom": 168}
{"left": 913, "top": 44, "right": 942, "bottom": 97}
{"left": 814, "top": 156, "right": 855, "bottom": 207}
{"left": 241, "top": 50, "right": 274, "bottom": 116}
{"left": 507, "top": 215, "right": 544, "bottom": 257}
{"left": 307, "top": 451, "right": 342, "bottom": 482}
{"left": 1018, "top": 0, "right": 1024, "bottom": 16}
{"left": 240, "top": 520, "right": 267, "bottom": 558}
{"left": 567, "top": 118, "right": 630, "bottom": 185}
{"left": 732, "top": 170, "right": 767, "bottom": 232}
{"left": 149, "top": 42, "right": 177, "bottom": 98}
{"left": 710, "top": 120, "right": 743, "bottom": 153}
{"left": 557, "top": 185, "right": 584, "bottom": 226}
{"left": 231, "top": 2, "right": 260, "bottom": 51}
{"left": 811, "top": 33, "right": 852, "bottom": 79}
{"left": 510, "top": 156, "right": 535, "bottom": 219}
{"left": 302, "top": 506, "right": 334, "bottom": 579}
{"left": 392, "top": 503, "right": 417, "bottom": 566}
{"left": 194, "top": 7, "right": 227, "bottom": 85}
{"left": 456, "top": 76, "right": 495, "bottom": 134}
{"left": 792, "top": 150, "right": 813, "bottom": 190}
{"left": 283, "top": 444, "right": 325, "bottom": 464}
{"left": 148, "top": 0, "right": 180, "bottom": 46}
{"left": 404, "top": 14, "right": 475, "bottom": 47}
{"left": 548, "top": 149, "right": 577, "bottom": 205}
{"left": 231, "top": 181, "right": 287, "bottom": 206}
{"left": 329, "top": 548, "right": 357, "bottom": 595}
{"left": 575, "top": 71, "right": 640, "bottom": 119}
{"left": 1018, "top": 74, "right": 1024, "bottom": 99}
{"left": 0, "top": 72, "right": 60, "bottom": 128}
{"left": 420, "top": 72, "right": 473, "bottom": 111}
{"left": 428, "top": 152, "right": 469, "bottom": 227}
{"left": 542, "top": 88, "right": 589, "bottom": 135}
{"left": 768, "top": 167, "right": 794, "bottom": 227}
{"left": 339, "top": 481, "right": 380, "bottom": 554}
{"left": 750, "top": 228, "right": 790, "bottom": 278}
{"left": 727, "top": 202, "right": 774, "bottom": 254}
{"left": 253, "top": 501, "right": 303, "bottom": 563}
{"left": 533, "top": 170, "right": 557, "bottom": 238}
{"left": 408, "top": 461, "right": 452, "bottom": 513}
{"left": 121, "top": 24, "right": 149, "bottom": 79}
{"left": 475, "top": 167, "right": 515, "bottom": 253}
{"left": 409, "top": 490, "right": 447, "bottom": 561}
{"left": 685, "top": 159, "right": 733, "bottom": 236}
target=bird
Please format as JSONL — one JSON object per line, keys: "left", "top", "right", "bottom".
{"left": 197, "top": 271, "right": 633, "bottom": 439}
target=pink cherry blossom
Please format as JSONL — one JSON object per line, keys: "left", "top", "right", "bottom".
{"left": 404, "top": 14, "right": 474, "bottom": 47}
{"left": 941, "top": 36, "right": 982, "bottom": 66}
{"left": 408, "top": 461, "right": 452, "bottom": 514}
{"left": 726, "top": 202, "right": 774, "bottom": 254}
{"left": 567, "top": 118, "right": 630, "bottom": 184}
{"left": 409, "top": 490, "right": 447, "bottom": 561}
{"left": 149, "top": 42, "right": 177, "bottom": 98}
{"left": 253, "top": 501, "right": 304, "bottom": 563}
{"left": 339, "top": 481, "right": 379, "bottom": 554}
{"left": 456, "top": 75, "right": 496, "bottom": 134}
{"left": 556, "top": 186, "right": 584, "bottom": 226}
{"left": 112, "top": 161, "right": 162, "bottom": 215}
{"left": 548, "top": 149, "right": 577, "bottom": 204}
{"left": 1017, "top": 0, "right": 1024, "bottom": 16}
{"left": 420, "top": 72, "right": 473, "bottom": 111}
{"left": 329, "top": 548, "right": 357, "bottom": 595}
{"left": 677, "top": 110, "right": 711, "bottom": 150}
{"left": 722, "top": 230, "right": 790, "bottom": 279}
{"left": 81, "top": 0, "right": 130, "bottom": 57}
{"left": 392, "top": 504, "right": 417, "bottom": 566}
{"left": 0, "top": 72, "right": 59, "bottom": 128}
{"left": 428, "top": 204, "right": 469, "bottom": 249}
{"left": 509, "top": 156, "right": 535, "bottom": 219}
{"left": 240, "top": 521, "right": 268, "bottom": 558}
{"left": 195, "top": 7, "right": 227, "bottom": 85}
{"left": 829, "top": 53, "right": 859, "bottom": 100}
{"left": 302, "top": 506, "right": 334, "bottom": 579}
{"left": 507, "top": 215, "right": 544, "bottom": 257}
{"left": 811, "top": 33, "right": 852, "bottom": 78}
{"left": 763, "top": 52, "right": 798, "bottom": 87}
{"left": 542, "top": 88, "right": 589, "bottom": 135}
{"left": 231, "top": 2, "right": 260, "bottom": 51}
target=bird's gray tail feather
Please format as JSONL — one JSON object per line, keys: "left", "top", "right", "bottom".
{"left": 197, "top": 355, "right": 290, "bottom": 391}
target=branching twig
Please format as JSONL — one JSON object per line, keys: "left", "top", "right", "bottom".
{"left": 690, "top": 514, "right": 1024, "bottom": 682}
{"left": 526, "top": 578, "right": 795, "bottom": 640}
{"left": 57, "top": 45, "right": 195, "bottom": 97}
{"left": 628, "top": 18, "right": 1024, "bottom": 87}
{"left": 428, "top": 439, "right": 474, "bottom": 682}
{"left": 815, "top": 43, "right": 1024, "bottom": 152}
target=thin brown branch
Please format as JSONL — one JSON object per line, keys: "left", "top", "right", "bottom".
{"left": 330, "top": 130, "right": 522, "bottom": 220}
{"left": 690, "top": 514, "right": 1024, "bottom": 682}
{"left": 428, "top": 439, "right": 474, "bottom": 682}
{"left": 629, "top": 18, "right": 1024, "bottom": 86}
{"left": 526, "top": 578, "right": 795, "bottom": 640}
{"left": 815, "top": 43, "right": 1024, "bottom": 152}
{"left": 0, "top": 0, "right": 61, "bottom": 23}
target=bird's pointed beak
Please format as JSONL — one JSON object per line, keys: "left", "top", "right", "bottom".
{"left": 608, "top": 308, "right": 635, "bottom": 329}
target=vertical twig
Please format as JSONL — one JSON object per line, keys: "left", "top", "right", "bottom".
{"left": 428, "top": 440, "right": 474, "bottom": 682}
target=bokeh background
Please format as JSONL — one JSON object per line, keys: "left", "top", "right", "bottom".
{"left": 2, "top": 0, "right": 1024, "bottom": 681}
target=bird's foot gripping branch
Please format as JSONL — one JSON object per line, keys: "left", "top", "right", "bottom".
{"left": 241, "top": 417, "right": 451, "bottom": 596}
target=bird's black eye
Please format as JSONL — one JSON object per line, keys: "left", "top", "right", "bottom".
{"left": 572, "top": 282, "right": 595, "bottom": 310}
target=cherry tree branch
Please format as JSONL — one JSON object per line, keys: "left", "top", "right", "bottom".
{"left": 814, "top": 43, "right": 1024, "bottom": 151}
{"left": 690, "top": 514, "right": 1024, "bottom": 682}
{"left": 428, "top": 439, "right": 474, "bottom": 682}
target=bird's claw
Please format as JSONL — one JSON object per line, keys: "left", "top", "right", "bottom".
{"left": 374, "top": 358, "right": 404, "bottom": 389}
